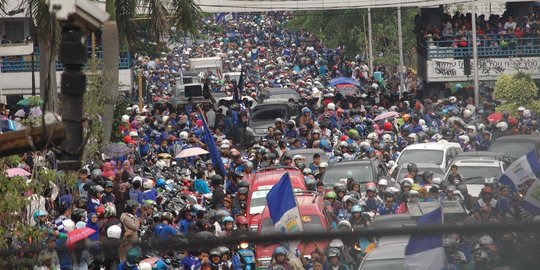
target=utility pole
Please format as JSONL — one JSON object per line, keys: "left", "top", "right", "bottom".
{"left": 30, "top": 5, "right": 36, "bottom": 96}
{"left": 138, "top": 69, "right": 143, "bottom": 111}
{"left": 397, "top": 6, "right": 406, "bottom": 96}
{"left": 368, "top": 8, "right": 373, "bottom": 76}
{"left": 471, "top": 0, "right": 480, "bottom": 107}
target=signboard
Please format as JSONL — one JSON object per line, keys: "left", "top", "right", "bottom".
{"left": 426, "top": 57, "right": 540, "bottom": 82}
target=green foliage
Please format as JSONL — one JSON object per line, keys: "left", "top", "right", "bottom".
{"left": 112, "top": 97, "right": 131, "bottom": 142}
{"left": 287, "top": 8, "right": 419, "bottom": 67}
{"left": 493, "top": 72, "right": 538, "bottom": 104}
{"left": 82, "top": 60, "right": 106, "bottom": 164}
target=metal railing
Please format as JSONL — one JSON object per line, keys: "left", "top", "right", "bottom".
{"left": 418, "top": 33, "right": 540, "bottom": 59}
{"left": 0, "top": 46, "right": 132, "bottom": 72}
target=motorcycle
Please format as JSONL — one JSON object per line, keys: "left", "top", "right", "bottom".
{"left": 236, "top": 242, "right": 256, "bottom": 270}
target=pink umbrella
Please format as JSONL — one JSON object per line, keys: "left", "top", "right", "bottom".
{"left": 373, "top": 111, "right": 399, "bottom": 122}
{"left": 66, "top": 227, "right": 96, "bottom": 246}
{"left": 176, "top": 147, "right": 209, "bottom": 158}
{"left": 6, "top": 168, "right": 31, "bottom": 177}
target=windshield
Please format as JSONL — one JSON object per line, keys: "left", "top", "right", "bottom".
{"left": 396, "top": 167, "right": 444, "bottom": 181}
{"left": 269, "top": 93, "right": 298, "bottom": 100}
{"left": 251, "top": 109, "right": 287, "bottom": 122}
{"left": 322, "top": 164, "right": 374, "bottom": 186}
{"left": 459, "top": 166, "right": 503, "bottom": 184}
{"left": 260, "top": 215, "right": 323, "bottom": 235}
{"left": 398, "top": 150, "right": 444, "bottom": 165}
{"left": 490, "top": 142, "right": 535, "bottom": 158}
{"left": 249, "top": 190, "right": 270, "bottom": 214}
{"left": 360, "top": 259, "right": 404, "bottom": 270}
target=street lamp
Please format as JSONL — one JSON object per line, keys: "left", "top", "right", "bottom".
{"left": 26, "top": 36, "right": 36, "bottom": 96}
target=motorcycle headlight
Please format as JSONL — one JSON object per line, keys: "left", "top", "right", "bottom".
{"left": 239, "top": 242, "right": 249, "bottom": 249}
{"left": 354, "top": 243, "right": 362, "bottom": 251}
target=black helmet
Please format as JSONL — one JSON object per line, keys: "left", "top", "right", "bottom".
{"left": 296, "top": 162, "right": 306, "bottom": 170}
{"left": 125, "top": 200, "right": 140, "bottom": 209}
{"left": 91, "top": 185, "right": 104, "bottom": 196}
{"left": 71, "top": 208, "right": 86, "bottom": 222}
{"left": 75, "top": 196, "right": 88, "bottom": 206}
{"left": 104, "top": 181, "right": 114, "bottom": 188}
{"left": 238, "top": 187, "right": 249, "bottom": 195}
{"left": 502, "top": 111, "right": 510, "bottom": 118}
{"left": 211, "top": 175, "right": 224, "bottom": 186}
{"left": 423, "top": 171, "right": 433, "bottom": 179}
{"left": 237, "top": 181, "right": 250, "bottom": 188}
{"left": 333, "top": 184, "right": 346, "bottom": 194}
{"left": 407, "top": 163, "right": 418, "bottom": 173}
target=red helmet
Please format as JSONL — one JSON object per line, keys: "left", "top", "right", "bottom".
{"left": 123, "top": 135, "right": 132, "bottom": 144}
{"left": 508, "top": 118, "right": 518, "bottom": 127}
{"left": 384, "top": 122, "right": 393, "bottom": 131}
{"left": 96, "top": 205, "right": 105, "bottom": 218}
{"left": 340, "top": 135, "right": 349, "bottom": 141}
{"left": 236, "top": 216, "right": 248, "bottom": 225}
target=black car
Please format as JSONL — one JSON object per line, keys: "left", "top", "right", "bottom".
{"left": 248, "top": 103, "right": 299, "bottom": 137}
{"left": 321, "top": 158, "right": 390, "bottom": 188}
{"left": 257, "top": 87, "right": 300, "bottom": 104}
{"left": 489, "top": 135, "right": 540, "bottom": 161}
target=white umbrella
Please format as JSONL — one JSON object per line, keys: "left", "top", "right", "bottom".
{"left": 175, "top": 147, "right": 209, "bottom": 158}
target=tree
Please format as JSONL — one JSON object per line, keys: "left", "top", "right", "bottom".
{"left": 493, "top": 72, "right": 540, "bottom": 116}
{"left": 100, "top": 0, "right": 202, "bottom": 146}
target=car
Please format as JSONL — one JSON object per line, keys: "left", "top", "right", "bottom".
{"left": 371, "top": 214, "right": 416, "bottom": 229}
{"left": 390, "top": 163, "right": 445, "bottom": 183}
{"left": 396, "top": 142, "right": 463, "bottom": 172}
{"left": 444, "top": 159, "right": 506, "bottom": 197}
{"left": 214, "top": 94, "right": 258, "bottom": 109}
{"left": 278, "top": 148, "right": 329, "bottom": 166}
{"left": 376, "top": 235, "right": 410, "bottom": 248}
{"left": 321, "top": 158, "right": 390, "bottom": 188}
{"left": 255, "top": 192, "right": 330, "bottom": 269}
{"left": 257, "top": 87, "right": 300, "bottom": 104}
{"left": 489, "top": 135, "right": 540, "bottom": 161}
{"left": 248, "top": 103, "right": 299, "bottom": 137}
{"left": 449, "top": 151, "right": 513, "bottom": 168}
{"left": 358, "top": 242, "right": 407, "bottom": 270}
{"left": 246, "top": 167, "right": 307, "bottom": 231}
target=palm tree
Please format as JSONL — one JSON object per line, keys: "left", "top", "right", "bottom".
{"left": 101, "top": 0, "right": 202, "bottom": 145}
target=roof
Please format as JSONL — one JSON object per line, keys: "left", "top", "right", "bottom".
{"left": 492, "top": 135, "right": 540, "bottom": 142}
{"left": 456, "top": 151, "right": 506, "bottom": 157}
{"left": 403, "top": 142, "right": 461, "bottom": 151}
{"left": 330, "top": 159, "right": 373, "bottom": 167}
{"left": 197, "top": 0, "right": 523, "bottom": 13}
{"left": 252, "top": 167, "right": 306, "bottom": 190}
{"left": 452, "top": 159, "right": 502, "bottom": 167}
{"left": 363, "top": 243, "right": 406, "bottom": 261}
{"left": 263, "top": 87, "right": 298, "bottom": 94}
{"left": 282, "top": 148, "right": 326, "bottom": 157}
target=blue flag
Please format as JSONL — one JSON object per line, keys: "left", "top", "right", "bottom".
{"left": 200, "top": 111, "right": 226, "bottom": 177}
{"left": 404, "top": 207, "right": 444, "bottom": 270}
{"left": 499, "top": 150, "right": 540, "bottom": 193}
{"left": 266, "top": 173, "right": 303, "bottom": 234}
{"left": 233, "top": 66, "right": 244, "bottom": 104}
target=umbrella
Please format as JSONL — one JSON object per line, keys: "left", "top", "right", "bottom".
{"left": 140, "top": 257, "right": 160, "bottom": 265}
{"left": 16, "top": 98, "right": 43, "bottom": 107}
{"left": 329, "top": 77, "right": 361, "bottom": 87}
{"left": 176, "top": 147, "right": 209, "bottom": 158}
{"left": 373, "top": 111, "right": 399, "bottom": 122}
{"left": 487, "top": 112, "right": 502, "bottom": 123}
{"left": 6, "top": 168, "right": 31, "bottom": 177}
{"left": 66, "top": 227, "right": 96, "bottom": 246}
{"left": 102, "top": 143, "right": 131, "bottom": 158}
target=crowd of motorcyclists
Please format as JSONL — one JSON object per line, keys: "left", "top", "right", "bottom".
{"left": 3, "top": 11, "right": 539, "bottom": 270}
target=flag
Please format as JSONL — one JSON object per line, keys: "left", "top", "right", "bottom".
{"left": 499, "top": 150, "right": 540, "bottom": 193}
{"left": 523, "top": 179, "right": 540, "bottom": 215}
{"left": 200, "top": 110, "right": 226, "bottom": 177}
{"left": 404, "top": 207, "right": 444, "bottom": 270}
{"left": 266, "top": 173, "right": 304, "bottom": 235}
{"left": 233, "top": 66, "right": 244, "bottom": 104}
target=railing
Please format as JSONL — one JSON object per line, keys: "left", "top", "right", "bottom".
{"left": 418, "top": 33, "right": 540, "bottom": 59}
{"left": 0, "top": 46, "right": 132, "bottom": 72}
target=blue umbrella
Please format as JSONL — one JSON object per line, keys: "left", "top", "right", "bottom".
{"left": 329, "top": 77, "right": 361, "bottom": 87}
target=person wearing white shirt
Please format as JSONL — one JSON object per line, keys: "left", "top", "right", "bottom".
{"left": 503, "top": 16, "right": 517, "bottom": 31}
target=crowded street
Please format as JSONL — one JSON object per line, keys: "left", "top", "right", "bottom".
{"left": 2, "top": 2, "right": 540, "bottom": 270}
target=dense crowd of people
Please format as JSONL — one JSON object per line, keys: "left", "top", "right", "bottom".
{"left": 2, "top": 11, "right": 540, "bottom": 270}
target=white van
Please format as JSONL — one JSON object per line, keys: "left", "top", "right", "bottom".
{"left": 396, "top": 142, "right": 463, "bottom": 172}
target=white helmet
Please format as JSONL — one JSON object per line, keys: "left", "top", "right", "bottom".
{"left": 524, "top": 109, "right": 531, "bottom": 118}
{"left": 382, "top": 134, "right": 392, "bottom": 143}
{"left": 449, "top": 96, "right": 457, "bottom": 103}
{"left": 466, "top": 125, "right": 477, "bottom": 133}
{"left": 458, "top": 135, "right": 470, "bottom": 144}
{"left": 518, "top": 106, "right": 526, "bottom": 112}
{"left": 162, "top": 116, "right": 169, "bottom": 123}
{"left": 378, "top": 179, "right": 388, "bottom": 186}
{"left": 292, "top": 155, "right": 305, "bottom": 162}
{"left": 122, "top": 115, "right": 130, "bottom": 123}
{"left": 408, "top": 133, "right": 417, "bottom": 141}
{"left": 401, "top": 178, "right": 414, "bottom": 186}
{"left": 329, "top": 239, "right": 345, "bottom": 251}
{"left": 63, "top": 219, "right": 75, "bottom": 232}
{"left": 418, "top": 119, "right": 426, "bottom": 126}
{"left": 320, "top": 162, "right": 328, "bottom": 168}
{"left": 479, "top": 234, "right": 494, "bottom": 245}
{"left": 367, "top": 132, "right": 378, "bottom": 141}
{"left": 132, "top": 176, "right": 143, "bottom": 184}
{"left": 359, "top": 141, "right": 371, "bottom": 148}
{"left": 327, "top": 103, "right": 336, "bottom": 111}
{"left": 496, "top": 121, "right": 508, "bottom": 131}
{"left": 422, "top": 125, "right": 429, "bottom": 132}
{"left": 156, "top": 160, "right": 167, "bottom": 170}
{"left": 463, "top": 109, "right": 473, "bottom": 118}
{"left": 107, "top": 225, "right": 122, "bottom": 239}
{"left": 302, "top": 168, "right": 312, "bottom": 174}
{"left": 129, "top": 130, "right": 138, "bottom": 137}
{"left": 179, "top": 131, "right": 189, "bottom": 140}
{"left": 431, "top": 134, "right": 443, "bottom": 142}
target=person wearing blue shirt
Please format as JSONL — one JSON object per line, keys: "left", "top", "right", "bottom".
{"left": 377, "top": 197, "right": 398, "bottom": 215}
{"left": 179, "top": 211, "right": 194, "bottom": 237}
{"left": 181, "top": 250, "right": 200, "bottom": 270}
{"left": 129, "top": 178, "right": 145, "bottom": 206}
{"left": 153, "top": 212, "right": 178, "bottom": 243}
{"left": 142, "top": 182, "right": 158, "bottom": 202}
{"left": 193, "top": 172, "right": 211, "bottom": 194}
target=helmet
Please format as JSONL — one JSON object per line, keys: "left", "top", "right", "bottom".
{"left": 326, "top": 247, "right": 341, "bottom": 258}
{"left": 466, "top": 125, "right": 477, "bottom": 133}
{"left": 71, "top": 209, "right": 86, "bottom": 222}
{"left": 484, "top": 177, "right": 495, "bottom": 185}
{"left": 367, "top": 132, "right": 378, "bottom": 141}
{"left": 333, "top": 184, "right": 346, "bottom": 194}
{"left": 407, "top": 163, "right": 418, "bottom": 173}
{"left": 302, "top": 107, "right": 311, "bottom": 114}
{"left": 156, "top": 177, "right": 166, "bottom": 188}
{"left": 400, "top": 178, "right": 413, "bottom": 187}
{"left": 236, "top": 216, "right": 248, "bottom": 225}
{"left": 479, "top": 235, "right": 494, "bottom": 245}
{"left": 518, "top": 106, "right": 526, "bottom": 112}
{"left": 107, "top": 225, "right": 122, "bottom": 239}
{"left": 125, "top": 200, "right": 140, "bottom": 209}
{"left": 329, "top": 239, "right": 344, "bottom": 251}
{"left": 458, "top": 135, "right": 469, "bottom": 144}
{"left": 382, "top": 134, "right": 392, "bottom": 143}
{"left": 524, "top": 109, "right": 531, "bottom": 118}
{"left": 431, "top": 134, "right": 443, "bottom": 142}
{"left": 211, "top": 175, "right": 224, "bottom": 186}
{"left": 139, "top": 262, "right": 152, "bottom": 270}
{"left": 351, "top": 205, "right": 363, "bottom": 213}
{"left": 91, "top": 168, "right": 102, "bottom": 179}
{"left": 502, "top": 111, "right": 510, "bottom": 118}
{"left": 143, "top": 180, "right": 153, "bottom": 189}
{"left": 366, "top": 185, "right": 377, "bottom": 193}
{"left": 91, "top": 185, "right": 104, "bottom": 196}
{"left": 463, "top": 109, "right": 473, "bottom": 118}
{"left": 180, "top": 131, "right": 189, "bottom": 140}
{"left": 320, "top": 162, "right": 328, "bottom": 168}
{"left": 238, "top": 187, "right": 249, "bottom": 195}
{"left": 338, "top": 220, "right": 352, "bottom": 230}
{"left": 449, "top": 96, "right": 457, "bottom": 103}
{"left": 443, "top": 237, "right": 458, "bottom": 247}
{"left": 325, "top": 191, "right": 337, "bottom": 199}
{"left": 447, "top": 185, "right": 457, "bottom": 192}
{"left": 222, "top": 216, "right": 234, "bottom": 225}
{"left": 408, "top": 133, "right": 417, "bottom": 141}
{"left": 104, "top": 181, "right": 114, "bottom": 188}
{"left": 378, "top": 179, "right": 388, "bottom": 186}
{"left": 303, "top": 168, "right": 312, "bottom": 175}
{"left": 455, "top": 84, "right": 463, "bottom": 90}
{"left": 274, "top": 118, "right": 283, "bottom": 124}
{"left": 210, "top": 248, "right": 221, "bottom": 257}
{"left": 104, "top": 203, "right": 117, "bottom": 218}
{"left": 63, "top": 219, "right": 75, "bottom": 232}
{"left": 156, "top": 160, "right": 167, "bottom": 170}
{"left": 162, "top": 211, "right": 174, "bottom": 223}
{"left": 327, "top": 103, "right": 336, "bottom": 111}
{"left": 33, "top": 210, "right": 48, "bottom": 222}
{"left": 122, "top": 115, "right": 130, "bottom": 123}
{"left": 273, "top": 246, "right": 287, "bottom": 257}
{"left": 126, "top": 246, "right": 143, "bottom": 266}
{"left": 383, "top": 122, "right": 393, "bottom": 131}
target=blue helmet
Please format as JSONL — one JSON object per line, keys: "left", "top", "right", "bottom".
{"left": 156, "top": 177, "right": 166, "bottom": 188}
{"left": 455, "top": 84, "right": 463, "bottom": 91}
{"left": 222, "top": 216, "right": 234, "bottom": 225}
{"left": 302, "top": 107, "right": 311, "bottom": 114}
{"left": 33, "top": 210, "right": 48, "bottom": 222}
{"left": 351, "top": 205, "right": 363, "bottom": 213}
{"left": 273, "top": 246, "right": 288, "bottom": 257}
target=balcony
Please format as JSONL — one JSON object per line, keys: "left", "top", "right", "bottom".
{"left": 0, "top": 42, "right": 34, "bottom": 57}
{"left": 418, "top": 34, "right": 540, "bottom": 60}
{"left": 0, "top": 46, "right": 132, "bottom": 72}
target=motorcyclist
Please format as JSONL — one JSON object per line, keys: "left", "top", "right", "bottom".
{"left": 102, "top": 181, "right": 116, "bottom": 204}
{"left": 325, "top": 248, "right": 350, "bottom": 270}
{"left": 363, "top": 184, "right": 382, "bottom": 213}
{"left": 268, "top": 246, "right": 293, "bottom": 270}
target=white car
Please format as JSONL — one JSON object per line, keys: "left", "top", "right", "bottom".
{"left": 396, "top": 142, "right": 463, "bottom": 172}
{"left": 444, "top": 159, "right": 506, "bottom": 197}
